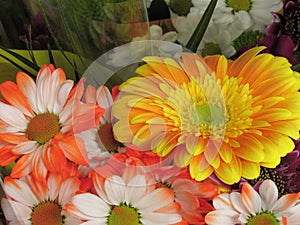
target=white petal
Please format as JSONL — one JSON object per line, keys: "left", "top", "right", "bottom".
{"left": 205, "top": 209, "right": 240, "bottom": 225}
{"left": 81, "top": 220, "right": 107, "bottom": 225}
{"left": 213, "top": 193, "right": 234, "bottom": 210}
{"left": 96, "top": 85, "right": 113, "bottom": 123}
{"left": 125, "top": 174, "right": 147, "bottom": 206}
{"left": 141, "top": 212, "right": 182, "bottom": 225}
{"left": 36, "top": 67, "right": 51, "bottom": 113}
{"left": 135, "top": 188, "right": 174, "bottom": 212}
{"left": 271, "top": 193, "right": 299, "bottom": 213}
{"left": 104, "top": 176, "right": 126, "bottom": 205}
{"left": 3, "top": 179, "right": 38, "bottom": 206}
{"left": 58, "top": 177, "right": 80, "bottom": 206}
{"left": 12, "top": 141, "right": 37, "bottom": 154}
{"left": 0, "top": 102, "right": 28, "bottom": 130}
{"left": 1, "top": 198, "right": 31, "bottom": 221}
{"left": 241, "top": 183, "right": 262, "bottom": 215}
{"left": 47, "top": 173, "right": 60, "bottom": 201}
{"left": 71, "top": 193, "right": 110, "bottom": 219}
{"left": 53, "top": 80, "right": 73, "bottom": 114}
{"left": 258, "top": 180, "right": 278, "bottom": 210}
{"left": 230, "top": 192, "right": 250, "bottom": 215}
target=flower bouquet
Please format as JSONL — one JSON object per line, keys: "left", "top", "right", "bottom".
{"left": 0, "top": 0, "right": 300, "bottom": 225}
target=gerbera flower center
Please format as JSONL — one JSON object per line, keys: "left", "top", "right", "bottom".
{"left": 168, "top": 76, "right": 226, "bottom": 139}
{"left": 107, "top": 204, "right": 140, "bottom": 225}
{"left": 196, "top": 104, "right": 225, "bottom": 126}
{"left": 169, "top": 0, "right": 193, "bottom": 16}
{"left": 249, "top": 167, "right": 286, "bottom": 197}
{"left": 26, "top": 113, "right": 60, "bottom": 144}
{"left": 97, "top": 124, "right": 121, "bottom": 152}
{"left": 246, "top": 212, "right": 279, "bottom": 225}
{"left": 31, "top": 201, "right": 63, "bottom": 225}
{"left": 226, "top": 0, "right": 252, "bottom": 12}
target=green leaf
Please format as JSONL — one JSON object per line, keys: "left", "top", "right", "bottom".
{"left": 233, "top": 30, "right": 265, "bottom": 51}
{"left": 0, "top": 54, "right": 36, "bottom": 78}
{"left": 0, "top": 46, "right": 40, "bottom": 71}
{"left": 185, "top": 0, "right": 218, "bottom": 53}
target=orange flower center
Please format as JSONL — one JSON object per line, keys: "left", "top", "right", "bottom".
{"left": 98, "top": 124, "right": 121, "bottom": 152}
{"left": 107, "top": 205, "right": 140, "bottom": 225}
{"left": 26, "top": 113, "right": 60, "bottom": 144}
{"left": 31, "top": 201, "right": 63, "bottom": 225}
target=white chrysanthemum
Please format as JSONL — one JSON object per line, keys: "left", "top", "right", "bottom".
{"left": 107, "top": 25, "right": 180, "bottom": 67}
{"left": 67, "top": 172, "right": 182, "bottom": 225}
{"left": 205, "top": 180, "right": 300, "bottom": 225}
{"left": 198, "top": 22, "right": 238, "bottom": 57}
{"left": 169, "top": 0, "right": 282, "bottom": 55}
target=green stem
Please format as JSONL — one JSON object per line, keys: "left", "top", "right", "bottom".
{"left": 291, "top": 63, "right": 300, "bottom": 71}
{"left": 185, "top": 0, "right": 218, "bottom": 53}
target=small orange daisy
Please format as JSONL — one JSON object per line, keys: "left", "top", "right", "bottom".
{"left": 0, "top": 65, "right": 104, "bottom": 180}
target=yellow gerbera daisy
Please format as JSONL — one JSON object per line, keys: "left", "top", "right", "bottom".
{"left": 112, "top": 47, "right": 300, "bottom": 185}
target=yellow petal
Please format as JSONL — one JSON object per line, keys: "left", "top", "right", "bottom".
{"left": 215, "top": 155, "right": 242, "bottom": 185}
{"left": 240, "top": 159, "right": 260, "bottom": 180}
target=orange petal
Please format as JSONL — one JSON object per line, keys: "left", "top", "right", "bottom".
{"left": 228, "top": 46, "right": 265, "bottom": 77}
{"left": 10, "top": 154, "right": 33, "bottom": 178}
{"left": 58, "top": 136, "right": 89, "bottom": 166}
{"left": 0, "top": 81, "right": 34, "bottom": 116}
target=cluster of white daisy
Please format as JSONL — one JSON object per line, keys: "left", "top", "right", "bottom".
{"left": 149, "top": 0, "right": 283, "bottom": 57}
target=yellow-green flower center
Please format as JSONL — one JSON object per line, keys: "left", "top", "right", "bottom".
{"left": 169, "top": 0, "right": 193, "bottom": 16}
{"left": 201, "top": 42, "right": 222, "bottom": 56}
{"left": 226, "top": 0, "right": 252, "bottom": 12}
{"left": 167, "top": 76, "right": 226, "bottom": 139}
{"left": 246, "top": 212, "right": 279, "bottom": 225}
{"left": 26, "top": 113, "right": 60, "bottom": 144}
{"left": 196, "top": 104, "right": 225, "bottom": 126}
{"left": 31, "top": 201, "right": 63, "bottom": 225}
{"left": 97, "top": 123, "right": 121, "bottom": 152}
{"left": 107, "top": 205, "right": 140, "bottom": 225}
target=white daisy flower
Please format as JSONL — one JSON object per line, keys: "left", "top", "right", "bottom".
{"left": 169, "top": 0, "right": 283, "bottom": 55}
{"left": 205, "top": 180, "right": 300, "bottom": 225}
{"left": 67, "top": 171, "right": 182, "bottom": 224}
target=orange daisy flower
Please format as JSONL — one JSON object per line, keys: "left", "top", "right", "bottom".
{"left": 1, "top": 172, "right": 82, "bottom": 224}
{"left": 0, "top": 65, "right": 104, "bottom": 180}
{"left": 112, "top": 47, "right": 300, "bottom": 184}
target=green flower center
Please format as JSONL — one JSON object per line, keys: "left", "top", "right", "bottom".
{"left": 201, "top": 42, "right": 222, "bottom": 56}
{"left": 31, "top": 201, "right": 63, "bottom": 225}
{"left": 226, "top": 0, "right": 252, "bottom": 12}
{"left": 246, "top": 212, "right": 279, "bottom": 225}
{"left": 107, "top": 204, "right": 140, "bottom": 225}
{"left": 26, "top": 113, "right": 60, "bottom": 144}
{"left": 249, "top": 167, "right": 286, "bottom": 197}
{"left": 169, "top": 0, "right": 193, "bottom": 16}
{"left": 97, "top": 123, "right": 121, "bottom": 152}
{"left": 196, "top": 104, "right": 225, "bottom": 126}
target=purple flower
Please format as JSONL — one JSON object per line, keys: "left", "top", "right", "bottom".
{"left": 261, "top": 0, "right": 300, "bottom": 67}
{"left": 19, "top": 12, "right": 54, "bottom": 50}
